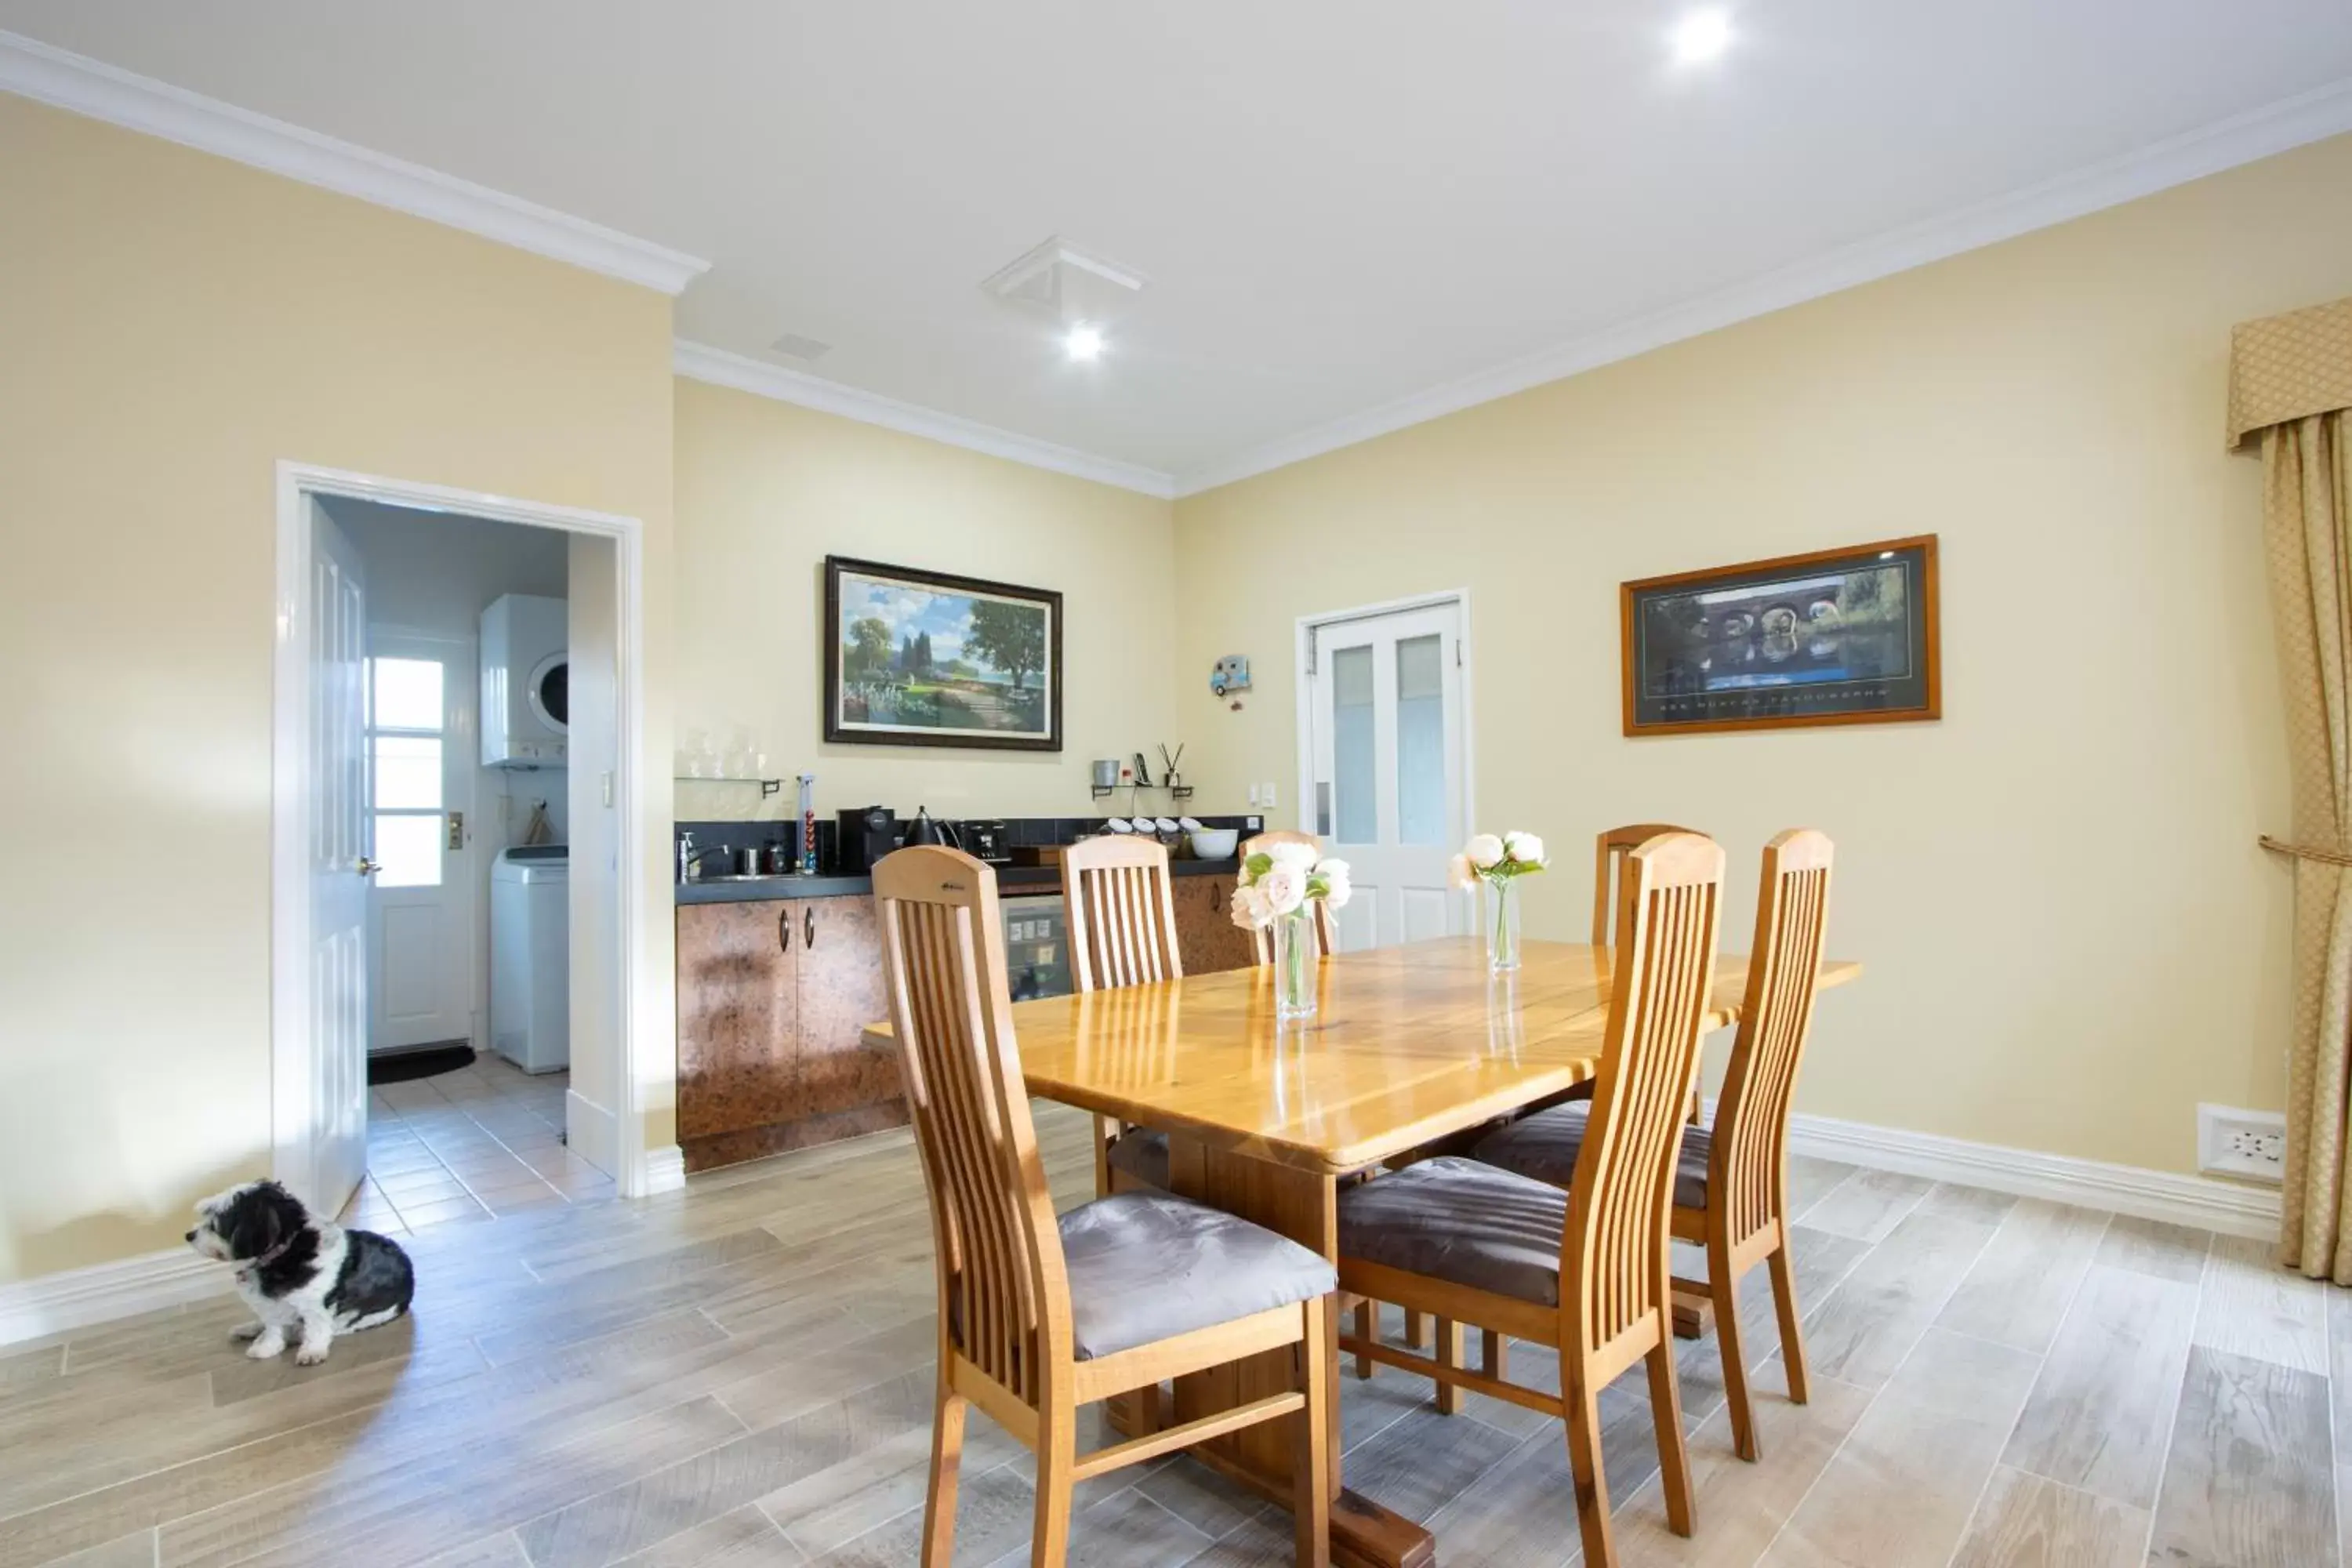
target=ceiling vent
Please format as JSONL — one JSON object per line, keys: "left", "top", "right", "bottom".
{"left": 769, "top": 332, "right": 832, "bottom": 361}
{"left": 981, "top": 236, "right": 1146, "bottom": 325}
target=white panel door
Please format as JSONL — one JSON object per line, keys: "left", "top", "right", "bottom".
{"left": 366, "top": 632, "right": 475, "bottom": 1052}
{"left": 310, "top": 507, "right": 370, "bottom": 1214}
{"left": 1305, "top": 601, "right": 1468, "bottom": 950}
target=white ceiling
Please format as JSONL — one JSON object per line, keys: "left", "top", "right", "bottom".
{"left": 8, "top": 1, "right": 2352, "bottom": 493}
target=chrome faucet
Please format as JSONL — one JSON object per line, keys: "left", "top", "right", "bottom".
{"left": 677, "top": 831, "right": 732, "bottom": 884}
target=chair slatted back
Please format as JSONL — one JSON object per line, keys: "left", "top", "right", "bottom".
{"left": 1592, "top": 823, "right": 1703, "bottom": 949}
{"left": 873, "top": 846, "right": 1069, "bottom": 1402}
{"left": 1563, "top": 832, "right": 1725, "bottom": 1358}
{"left": 1239, "top": 830, "right": 1338, "bottom": 963}
{"left": 1711, "top": 830, "right": 1836, "bottom": 1243}
{"left": 1062, "top": 837, "right": 1184, "bottom": 992}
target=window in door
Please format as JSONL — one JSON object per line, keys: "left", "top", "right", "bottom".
{"left": 368, "top": 656, "right": 444, "bottom": 888}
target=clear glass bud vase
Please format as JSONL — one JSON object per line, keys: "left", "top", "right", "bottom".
{"left": 1271, "top": 907, "right": 1318, "bottom": 1021}
{"left": 1486, "top": 877, "right": 1521, "bottom": 972}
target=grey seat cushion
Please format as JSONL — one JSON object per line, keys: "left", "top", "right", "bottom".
{"left": 1105, "top": 1127, "right": 1171, "bottom": 1190}
{"left": 1336, "top": 1157, "right": 1570, "bottom": 1306}
{"left": 1058, "top": 1192, "right": 1337, "bottom": 1361}
{"left": 1474, "top": 1102, "right": 1712, "bottom": 1210}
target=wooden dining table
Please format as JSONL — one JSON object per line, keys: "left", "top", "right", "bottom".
{"left": 864, "top": 935, "right": 1860, "bottom": 1568}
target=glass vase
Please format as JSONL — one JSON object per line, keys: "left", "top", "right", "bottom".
{"left": 1486, "top": 877, "right": 1521, "bottom": 972}
{"left": 1271, "top": 907, "right": 1318, "bottom": 1022}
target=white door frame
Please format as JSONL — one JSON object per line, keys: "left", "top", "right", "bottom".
{"left": 1293, "top": 586, "right": 1479, "bottom": 853}
{"left": 272, "top": 462, "right": 659, "bottom": 1198}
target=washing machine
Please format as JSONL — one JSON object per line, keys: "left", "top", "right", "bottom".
{"left": 481, "top": 593, "right": 568, "bottom": 768}
{"left": 490, "top": 846, "right": 570, "bottom": 1073}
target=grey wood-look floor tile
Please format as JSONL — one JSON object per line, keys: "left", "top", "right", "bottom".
{"left": 1795, "top": 1168, "right": 1933, "bottom": 1244}
{"left": 1164, "top": 1507, "right": 1294, "bottom": 1568}
{"left": 813, "top": 1461, "right": 1036, "bottom": 1568}
{"left": 1133, "top": 1457, "right": 1269, "bottom": 1541}
{"left": 1784, "top": 1156, "right": 1861, "bottom": 1225}
{"left": 519, "top": 1369, "right": 939, "bottom": 1567}
{"left": 708, "top": 1319, "right": 940, "bottom": 1433}
{"left": 604, "top": 1504, "right": 807, "bottom": 1566}
{"left": 760, "top": 1421, "right": 1025, "bottom": 1561}
{"left": 2000, "top": 1263, "right": 2198, "bottom": 1509}
{"left": 2193, "top": 1232, "right": 2328, "bottom": 1375}
{"left": 1947, "top": 1466, "right": 2147, "bottom": 1568}
{"left": 1880, "top": 1328, "right": 2042, "bottom": 1427}
{"left": 1934, "top": 1199, "right": 2110, "bottom": 1353}
{"left": 1334, "top": 1406, "right": 1523, "bottom": 1524}
{"left": 1791, "top": 1184, "right": 2009, "bottom": 1392}
{"left": 173, "top": 1395, "right": 749, "bottom": 1568}
{"left": 2146, "top": 1345, "right": 2336, "bottom": 1568}
{"left": 1599, "top": 1375, "right": 1875, "bottom": 1568}
{"left": 2093, "top": 1214, "right": 2210, "bottom": 1283}
{"left": 26, "top": 1530, "right": 159, "bottom": 1568}
{"left": 978, "top": 1486, "right": 1213, "bottom": 1568}
{"left": 0, "top": 1341, "right": 64, "bottom": 1392}
{"left": 1759, "top": 1374, "right": 2013, "bottom": 1568}
{"left": 209, "top": 1309, "right": 490, "bottom": 1406}
{"left": 412, "top": 1530, "right": 535, "bottom": 1567}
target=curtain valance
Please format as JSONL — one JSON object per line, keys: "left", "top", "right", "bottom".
{"left": 2230, "top": 295, "right": 2352, "bottom": 450}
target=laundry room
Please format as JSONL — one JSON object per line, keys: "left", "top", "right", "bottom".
{"left": 322, "top": 497, "right": 622, "bottom": 1232}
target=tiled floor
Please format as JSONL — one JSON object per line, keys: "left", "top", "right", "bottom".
{"left": 3, "top": 1104, "right": 2336, "bottom": 1567}
{"left": 342, "top": 1054, "right": 615, "bottom": 1234}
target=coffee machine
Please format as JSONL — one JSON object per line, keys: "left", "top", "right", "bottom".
{"left": 836, "top": 806, "right": 901, "bottom": 875}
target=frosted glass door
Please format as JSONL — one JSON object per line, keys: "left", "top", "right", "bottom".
{"left": 1306, "top": 601, "right": 1467, "bottom": 950}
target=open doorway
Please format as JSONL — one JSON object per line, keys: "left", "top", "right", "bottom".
{"left": 271, "top": 465, "right": 650, "bottom": 1238}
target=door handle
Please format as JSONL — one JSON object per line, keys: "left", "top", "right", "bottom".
{"left": 804, "top": 907, "right": 816, "bottom": 948}
{"left": 778, "top": 908, "right": 792, "bottom": 953}
{"left": 355, "top": 857, "right": 381, "bottom": 876}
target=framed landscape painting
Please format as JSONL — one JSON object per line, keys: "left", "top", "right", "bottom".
{"left": 823, "top": 557, "right": 1063, "bottom": 750}
{"left": 1621, "top": 535, "right": 1940, "bottom": 736}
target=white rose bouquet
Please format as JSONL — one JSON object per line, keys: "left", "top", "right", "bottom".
{"left": 1450, "top": 829, "right": 1546, "bottom": 971}
{"left": 1230, "top": 840, "right": 1349, "bottom": 1020}
{"left": 1229, "top": 840, "right": 1352, "bottom": 931}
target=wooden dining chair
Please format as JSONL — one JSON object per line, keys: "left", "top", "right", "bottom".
{"left": 1479, "top": 829, "right": 1835, "bottom": 1461}
{"left": 1061, "top": 836, "right": 1183, "bottom": 1196}
{"left": 1239, "top": 830, "right": 1338, "bottom": 964}
{"left": 1568, "top": 822, "right": 1707, "bottom": 1119}
{"left": 1334, "top": 832, "right": 1726, "bottom": 1568}
{"left": 874, "top": 846, "right": 1336, "bottom": 1568}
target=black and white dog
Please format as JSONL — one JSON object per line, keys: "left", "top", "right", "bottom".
{"left": 185, "top": 1181, "right": 414, "bottom": 1365}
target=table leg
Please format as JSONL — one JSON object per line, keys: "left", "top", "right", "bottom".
{"left": 1164, "top": 1134, "right": 1436, "bottom": 1568}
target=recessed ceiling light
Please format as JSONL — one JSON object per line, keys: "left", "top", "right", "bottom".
{"left": 1671, "top": 8, "right": 1733, "bottom": 66}
{"left": 1065, "top": 323, "right": 1105, "bottom": 362}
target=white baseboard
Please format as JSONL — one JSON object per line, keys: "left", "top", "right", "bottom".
{"left": 643, "top": 1144, "right": 687, "bottom": 1196}
{"left": 1784, "top": 1111, "right": 2281, "bottom": 1240}
{"left": 0, "top": 1247, "right": 234, "bottom": 1348}
{"left": 564, "top": 1089, "right": 619, "bottom": 1179}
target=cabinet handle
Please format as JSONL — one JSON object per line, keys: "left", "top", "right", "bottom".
{"left": 778, "top": 908, "right": 792, "bottom": 953}
{"left": 804, "top": 907, "right": 816, "bottom": 948}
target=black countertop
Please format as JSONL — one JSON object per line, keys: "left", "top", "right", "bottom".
{"left": 676, "top": 856, "right": 1242, "bottom": 906}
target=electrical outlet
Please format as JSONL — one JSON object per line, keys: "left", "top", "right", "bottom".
{"left": 2197, "top": 1103, "right": 2286, "bottom": 1183}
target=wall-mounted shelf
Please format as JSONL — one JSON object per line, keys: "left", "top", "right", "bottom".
{"left": 677, "top": 775, "right": 783, "bottom": 797}
{"left": 1093, "top": 784, "right": 1196, "bottom": 801}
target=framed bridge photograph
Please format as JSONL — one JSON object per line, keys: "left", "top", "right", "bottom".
{"left": 823, "top": 557, "right": 1063, "bottom": 750}
{"left": 1621, "top": 535, "right": 1940, "bottom": 736}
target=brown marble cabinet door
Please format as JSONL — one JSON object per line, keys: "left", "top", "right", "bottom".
{"left": 1175, "top": 875, "right": 1259, "bottom": 975}
{"left": 674, "top": 901, "right": 797, "bottom": 1141}
{"left": 797, "top": 897, "right": 903, "bottom": 1121}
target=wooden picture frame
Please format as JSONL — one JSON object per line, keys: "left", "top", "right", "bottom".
{"left": 1620, "top": 535, "right": 1940, "bottom": 737}
{"left": 823, "top": 556, "right": 1063, "bottom": 751}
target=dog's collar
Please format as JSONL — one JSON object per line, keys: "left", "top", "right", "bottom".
{"left": 236, "top": 1236, "right": 296, "bottom": 1280}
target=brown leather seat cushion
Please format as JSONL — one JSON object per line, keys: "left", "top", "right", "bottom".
{"left": 1058, "top": 1192, "right": 1336, "bottom": 1361}
{"left": 1474, "top": 1101, "right": 1711, "bottom": 1210}
{"left": 1336, "top": 1157, "right": 1570, "bottom": 1306}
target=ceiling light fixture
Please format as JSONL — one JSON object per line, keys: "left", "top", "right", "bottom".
{"left": 1065, "top": 323, "right": 1105, "bottom": 362}
{"left": 1671, "top": 8, "right": 1733, "bottom": 66}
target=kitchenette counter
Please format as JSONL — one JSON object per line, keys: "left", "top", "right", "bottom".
{"left": 676, "top": 855, "right": 1243, "bottom": 905}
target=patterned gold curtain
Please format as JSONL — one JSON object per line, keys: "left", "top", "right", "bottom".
{"left": 2233, "top": 297, "right": 2352, "bottom": 1281}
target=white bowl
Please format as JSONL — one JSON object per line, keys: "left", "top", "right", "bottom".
{"left": 1188, "top": 828, "right": 1240, "bottom": 862}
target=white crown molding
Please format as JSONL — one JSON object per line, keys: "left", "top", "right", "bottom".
{"left": 1175, "top": 74, "right": 2352, "bottom": 496}
{"left": 673, "top": 340, "right": 1178, "bottom": 499}
{"left": 1784, "top": 1110, "right": 2280, "bottom": 1240}
{"left": 0, "top": 29, "right": 710, "bottom": 296}
{"left": 0, "top": 1246, "right": 233, "bottom": 1348}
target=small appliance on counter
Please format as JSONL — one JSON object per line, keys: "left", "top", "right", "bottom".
{"left": 962, "top": 820, "right": 1011, "bottom": 863}
{"left": 836, "top": 806, "right": 901, "bottom": 875}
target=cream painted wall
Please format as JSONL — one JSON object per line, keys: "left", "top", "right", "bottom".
{"left": 672, "top": 377, "right": 1179, "bottom": 825}
{"left": 1174, "top": 132, "right": 2352, "bottom": 1177}
{"left": 0, "top": 96, "right": 677, "bottom": 1284}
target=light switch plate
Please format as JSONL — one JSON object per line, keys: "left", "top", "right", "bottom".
{"left": 1261, "top": 781, "right": 1278, "bottom": 807}
{"left": 1247, "top": 782, "right": 1261, "bottom": 806}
